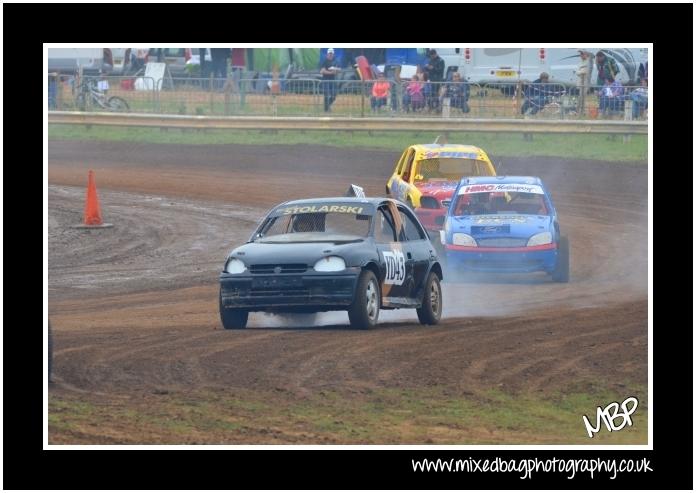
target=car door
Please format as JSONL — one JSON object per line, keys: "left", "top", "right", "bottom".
{"left": 374, "top": 204, "right": 411, "bottom": 304}
{"left": 389, "top": 148, "right": 417, "bottom": 202}
{"left": 388, "top": 148, "right": 409, "bottom": 197}
{"left": 397, "top": 149, "right": 417, "bottom": 203}
{"left": 397, "top": 205, "right": 433, "bottom": 295}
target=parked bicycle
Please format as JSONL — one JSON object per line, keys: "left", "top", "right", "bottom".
{"left": 537, "top": 91, "right": 578, "bottom": 117}
{"left": 74, "top": 77, "right": 130, "bottom": 112}
{"left": 521, "top": 86, "right": 577, "bottom": 117}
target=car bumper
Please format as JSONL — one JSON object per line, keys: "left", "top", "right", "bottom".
{"left": 220, "top": 269, "right": 360, "bottom": 310}
{"left": 445, "top": 243, "right": 557, "bottom": 273}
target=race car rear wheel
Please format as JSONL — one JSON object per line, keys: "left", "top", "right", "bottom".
{"left": 551, "top": 236, "right": 570, "bottom": 283}
{"left": 219, "top": 291, "right": 249, "bottom": 329}
{"left": 417, "top": 272, "right": 442, "bottom": 325}
{"left": 348, "top": 270, "right": 380, "bottom": 329}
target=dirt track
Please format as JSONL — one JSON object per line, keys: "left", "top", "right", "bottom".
{"left": 48, "top": 140, "right": 648, "bottom": 439}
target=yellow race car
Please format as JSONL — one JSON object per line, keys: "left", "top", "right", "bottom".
{"left": 386, "top": 141, "right": 497, "bottom": 232}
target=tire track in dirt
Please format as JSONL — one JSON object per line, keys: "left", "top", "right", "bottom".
{"left": 48, "top": 141, "right": 648, "bottom": 397}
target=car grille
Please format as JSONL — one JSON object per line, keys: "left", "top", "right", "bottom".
{"left": 463, "top": 259, "right": 544, "bottom": 269}
{"left": 249, "top": 264, "right": 308, "bottom": 274}
{"left": 477, "top": 238, "right": 528, "bottom": 247}
{"left": 249, "top": 287, "right": 311, "bottom": 297}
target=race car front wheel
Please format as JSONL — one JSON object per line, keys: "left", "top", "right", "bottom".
{"left": 551, "top": 236, "right": 570, "bottom": 283}
{"left": 417, "top": 272, "right": 442, "bottom": 325}
{"left": 219, "top": 291, "right": 249, "bottom": 329}
{"left": 348, "top": 270, "right": 380, "bottom": 329}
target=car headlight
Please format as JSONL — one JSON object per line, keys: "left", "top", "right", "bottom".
{"left": 527, "top": 232, "right": 553, "bottom": 246}
{"left": 314, "top": 256, "right": 346, "bottom": 272}
{"left": 225, "top": 258, "right": 247, "bottom": 274}
{"left": 452, "top": 233, "right": 477, "bottom": 246}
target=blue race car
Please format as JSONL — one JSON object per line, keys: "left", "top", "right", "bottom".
{"left": 439, "top": 176, "right": 569, "bottom": 282}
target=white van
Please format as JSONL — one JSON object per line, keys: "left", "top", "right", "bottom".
{"left": 47, "top": 48, "right": 105, "bottom": 75}
{"left": 437, "top": 47, "right": 648, "bottom": 88}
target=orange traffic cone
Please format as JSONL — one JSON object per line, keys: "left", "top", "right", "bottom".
{"left": 74, "top": 170, "right": 113, "bottom": 229}
{"left": 84, "top": 170, "right": 103, "bottom": 225}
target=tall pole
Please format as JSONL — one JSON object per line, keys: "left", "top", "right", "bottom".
{"left": 515, "top": 48, "right": 523, "bottom": 116}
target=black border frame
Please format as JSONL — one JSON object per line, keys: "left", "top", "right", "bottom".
{"left": 14, "top": 2, "right": 693, "bottom": 489}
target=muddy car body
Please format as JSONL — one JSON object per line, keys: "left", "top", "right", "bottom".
{"left": 219, "top": 197, "right": 443, "bottom": 329}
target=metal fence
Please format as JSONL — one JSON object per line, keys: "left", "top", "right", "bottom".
{"left": 48, "top": 74, "right": 649, "bottom": 121}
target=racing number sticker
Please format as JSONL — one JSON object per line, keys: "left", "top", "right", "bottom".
{"left": 383, "top": 250, "right": 406, "bottom": 285}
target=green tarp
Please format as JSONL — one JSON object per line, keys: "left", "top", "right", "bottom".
{"left": 248, "top": 48, "right": 320, "bottom": 72}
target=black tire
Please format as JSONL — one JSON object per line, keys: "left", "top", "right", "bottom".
{"left": 348, "top": 270, "right": 380, "bottom": 329}
{"left": 551, "top": 236, "right": 570, "bottom": 282}
{"left": 107, "top": 96, "right": 130, "bottom": 112}
{"left": 219, "top": 290, "right": 249, "bottom": 329}
{"left": 417, "top": 272, "right": 442, "bottom": 325}
{"left": 48, "top": 319, "right": 53, "bottom": 382}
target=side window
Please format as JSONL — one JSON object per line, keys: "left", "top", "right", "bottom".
{"left": 375, "top": 208, "right": 397, "bottom": 243}
{"left": 394, "top": 149, "right": 409, "bottom": 176}
{"left": 399, "top": 207, "right": 426, "bottom": 241}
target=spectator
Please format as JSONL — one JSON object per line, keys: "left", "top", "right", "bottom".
{"left": 629, "top": 77, "right": 648, "bottom": 119}
{"left": 383, "top": 64, "right": 401, "bottom": 112}
{"left": 520, "top": 72, "right": 552, "bottom": 115}
{"left": 403, "top": 74, "right": 425, "bottom": 112}
{"left": 576, "top": 50, "right": 594, "bottom": 113}
{"left": 97, "top": 69, "right": 110, "bottom": 95}
{"left": 440, "top": 71, "right": 470, "bottom": 113}
{"left": 48, "top": 74, "right": 57, "bottom": 109}
{"left": 370, "top": 72, "right": 390, "bottom": 112}
{"left": 210, "top": 48, "right": 230, "bottom": 89}
{"left": 199, "top": 48, "right": 212, "bottom": 79}
{"left": 598, "top": 75, "right": 625, "bottom": 115}
{"left": 130, "top": 48, "right": 148, "bottom": 74}
{"left": 595, "top": 50, "right": 619, "bottom": 88}
{"left": 320, "top": 48, "right": 340, "bottom": 112}
{"left": 423, "top": 49, "right": 445, "bottom": 83}
{"left": 421, "top": 72, "right": 439, "bottom": 112}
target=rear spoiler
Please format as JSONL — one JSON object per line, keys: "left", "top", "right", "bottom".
{"left": 345, "top": 184, "right": 366, "bottom": 198}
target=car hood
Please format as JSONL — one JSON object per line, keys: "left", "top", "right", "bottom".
{"left": 228, "top": 239, "right": 369, "bottom": 266}
{"left": 415, "top": 181, "right": 458, "bottom": 200}
{"left": 449, "top": 214, "right": 552, "bottom": 238}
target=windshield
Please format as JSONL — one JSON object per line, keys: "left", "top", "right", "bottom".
{"left": 414, "top": 158, "right": 492, "bottom": 182}
{"left": 452, "top": 187, "right": 550, "bottom": 216}
{"left": 255, "top": 203, "right": 373, "bottom": 243}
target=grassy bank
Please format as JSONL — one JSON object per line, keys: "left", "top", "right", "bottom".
{"left": 49, "top": 383, "right": 647, "bottom": 444}
{"left": 48, "top": 124, "right": 648, "bottom": 163}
